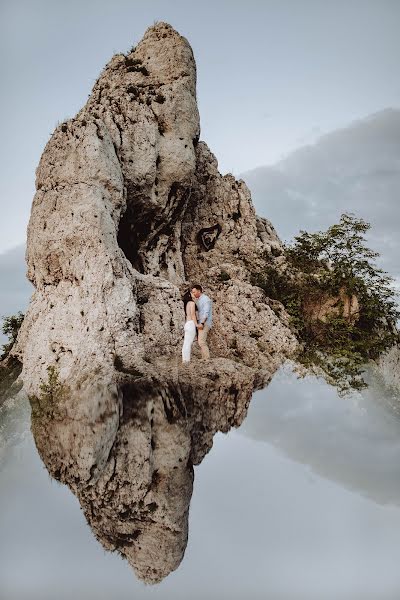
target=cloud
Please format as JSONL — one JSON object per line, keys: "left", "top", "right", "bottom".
{"left": 239, "top": 362, "right": 400, "bottom": 506}
{"left": 241, "top": 107, "right": 400, "bottom": 279}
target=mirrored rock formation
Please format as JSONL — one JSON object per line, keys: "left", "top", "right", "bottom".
{"left": 29, "top": 360, "right": 267, "bottom": 583}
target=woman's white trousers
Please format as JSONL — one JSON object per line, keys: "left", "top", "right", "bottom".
{"left": 182, "top": 320, "right": 196, "bottom": 362}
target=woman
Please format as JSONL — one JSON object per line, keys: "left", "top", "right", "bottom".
{"left": 182, "top": 289, "right": 198, "bottom": 363}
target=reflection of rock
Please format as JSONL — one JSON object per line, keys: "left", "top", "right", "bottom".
{"left": 0, "top": 355, "right": 23, "bottom": 408}
{"left": 0, "top": 385, "right": 30, "bottom": 466}
{"left": 30, "top": 360, "right": 264, "bottom": 583}
{"left": 375, "top": 342, "right": 400, "bottom": 391}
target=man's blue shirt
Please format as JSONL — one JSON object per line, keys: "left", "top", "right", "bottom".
{"left": 197, "top": 293, "right": 213, "bottom": 328}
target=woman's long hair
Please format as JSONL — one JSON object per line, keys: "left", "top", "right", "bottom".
{"left": 182, "top": 290, "right": 193, "bottom": 313}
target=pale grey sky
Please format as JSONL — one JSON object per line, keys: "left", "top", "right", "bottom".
{"left": 1, "top": 0, "right": 399, "bottom": 254}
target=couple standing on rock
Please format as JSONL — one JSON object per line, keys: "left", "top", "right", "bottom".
{"left": 182, "top": 284, "right": 213, "bottom": 364}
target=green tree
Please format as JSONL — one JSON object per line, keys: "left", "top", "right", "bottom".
{"left": 30, "top": 365, "right": 67, "bottom": 421}
{"left": 253, "top": 213, "right": 400, "bottom": 394}
{"left": 0, "top": 311, "right": 24, "bottom": 403}
{"left": 1, "top": 311, "right": 24, "bottom": 360}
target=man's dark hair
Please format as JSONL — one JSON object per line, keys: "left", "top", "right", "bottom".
{"left": 191, "top": 284, "right": 202, "bottom": 292}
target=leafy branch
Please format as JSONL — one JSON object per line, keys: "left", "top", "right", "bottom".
{"left": 252, "top": 213, "right": 400, "bottom": 394}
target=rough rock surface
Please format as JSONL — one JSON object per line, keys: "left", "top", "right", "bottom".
{"left": 12, "top": 21, "right": 296, "bottom": 386}
{"left": 303, "top": 286, "right": 360, "bottom": 325}
{"left": 376, "top": 343, "right": 400, "bottom": 391}
{"left": 30, "top": 360, "right": 264, "bottom": 583}
{"left": 10, "top": 22, "right": 298, "bottom": 582}
{"left": 0, "top": 356, "right": 23, "bottom": 407}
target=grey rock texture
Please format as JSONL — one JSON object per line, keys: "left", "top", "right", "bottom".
{"left": 12, "top": 21, "right": 296, "bottom": 393}
{"left": 30, "top": 361, "right": 266, "bottom": 583}
{"left": 376, "top": 343, "right": 400, "bottom": 391}
{"left": 0, "top": 357, "right": 23, "bottom": 408}
{"left": 9, "top": 21, "right": 298, "bottom": 582}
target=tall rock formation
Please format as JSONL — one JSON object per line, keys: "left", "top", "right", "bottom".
{"left": 10, "top": 22, "right": 298, "bottom": 582}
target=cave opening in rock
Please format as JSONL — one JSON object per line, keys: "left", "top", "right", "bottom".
{"left": 117, "top": 181, "right": 192, "bottom": 277}
{"left": 117, "top": 183, "right": 158, "bottom": 274}
{"left": 117, "top": 203, "right": 145, "bottom": 273}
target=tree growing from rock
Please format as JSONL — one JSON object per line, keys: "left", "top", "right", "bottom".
{"left": 1, "top": 311, "right": 24, "bottom": 360}
{"left": 253, "top": 213, "right": 400, "bottom": 394}
{"left": 0, "top": 310, "right": 24, "bottom": 404}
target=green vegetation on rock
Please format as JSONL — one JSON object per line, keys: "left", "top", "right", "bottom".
{"left": 252, "top": 213, "right": 400, "bottom": 394}
{"left": 0, "top": 311, "right": 24, "bottom": 404}
{"left": 1, "top": 311, "right": 24, "bottom": 360}
{"left": 29, "top": 365, "right": 68, "bottom": 421}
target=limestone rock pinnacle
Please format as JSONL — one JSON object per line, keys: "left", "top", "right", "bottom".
{"left": 10, "top": 21, "right": 298, "bottom": 583}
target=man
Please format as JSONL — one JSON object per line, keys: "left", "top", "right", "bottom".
{"left": 191, "top": 284, "right": 212, "bottom": 361}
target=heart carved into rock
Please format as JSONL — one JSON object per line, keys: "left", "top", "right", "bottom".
{"left": 197, "top": 224, "right": 222, "bottom": 251}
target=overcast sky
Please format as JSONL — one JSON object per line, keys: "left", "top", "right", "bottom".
{"left": 243, "top": 108, "right": 400, "bottom": 280}
{"left": 1, "top": 0, "right": 400, "bottom": 254}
